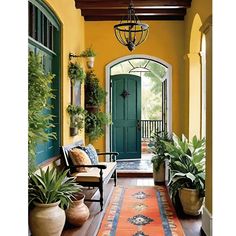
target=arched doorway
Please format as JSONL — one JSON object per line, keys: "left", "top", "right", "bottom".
{"left": 105, "top": 55, "right": 172, "bottom": 156}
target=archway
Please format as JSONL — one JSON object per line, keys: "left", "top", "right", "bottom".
{"left": 105, "top": 55, "right": 172, "bottom": 153}
{"left": 188, "top": 14, "right": 202, "bottom": 138}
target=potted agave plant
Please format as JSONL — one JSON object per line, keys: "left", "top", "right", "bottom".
{"left": 164, "top": 133, "right": 206, "bottom": 216}
{"left": 149, "top": 131, "right": 172, "bottom": 184}
{"left": 28, "top": 167, "right": 81, "bottom": 236}
{"left": 79, "top": 47, "right": 96, "bottom": 69}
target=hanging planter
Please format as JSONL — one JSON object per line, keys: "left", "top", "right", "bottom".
{"left": 66, "top": 105, "right": 87, "bottom": 136}
{"left": 80, "top": 47, "right": 96, "bottom": 69}
{"left": 86, "top": 56, "right": 95, "bottom": 69}
{"left": 68, "top": 61, "right": 86, "bottom": 85}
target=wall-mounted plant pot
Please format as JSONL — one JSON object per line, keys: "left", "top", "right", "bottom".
{"left": 70, "top": 127, "right": 78, "bottom": 136}
{"left": 85, "top": 105, "right": 99, "bottom": 113}
{"left": 86, "top": 57, "right": 95, "bottom": 69}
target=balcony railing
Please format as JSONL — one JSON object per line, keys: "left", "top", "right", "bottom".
{"left": 141, "top": 120, "right": 162, "bottom": 140}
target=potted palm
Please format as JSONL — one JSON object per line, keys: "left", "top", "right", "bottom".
{"left": 66, "top": 104, "right": 87, "bottom": 136}
{"left": 28, "top": 167, "right": 81, "bottom": 236}
{"left": 85, "top": 70, "right": 107, "bottom": 113}
{"left": 79, "top": 47, "right": 96, "bottom": 69}
{"left": 164, "top": 133, "right": 206, "bottom": 215}
{"left": 149, "top": 131, "right": 172, "bottom": 184}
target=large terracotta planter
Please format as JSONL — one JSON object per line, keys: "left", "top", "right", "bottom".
{"left": 153, "top": 162, "right": 165, "bottom": 184}
{"left": 29, "top": 201, "right": 66, "bottom": 236}
{"left": 179, "top": 188, "right": 204, "bottom": 216}
{"left": 66, "top": 193, "right": 90, "bottom": 226}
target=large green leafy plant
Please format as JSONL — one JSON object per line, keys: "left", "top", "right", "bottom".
{"left": 28, "top": 52, "right": 56, "bottom": 173}
{"left": 149, "top": 131, "right": 172, "bottom": 171}
{"left": 28, "top": 167, "right": 81, "bottom": 209}
{"left": 164, "top": 133, "right": 206, "bottom": 204}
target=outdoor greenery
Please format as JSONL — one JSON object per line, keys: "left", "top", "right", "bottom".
{"left": 66, "top": 104, "right": 87, "bottom": 130}
{"left": 28, "top": 52, "right": 56, "bottom": 173}
{"left": 85, "top": 112, "right": 112, "bottom": 141}
{"left": 85, "top": 70, "right": 107, "bottom": 107}
{"left": 79, "top": 47, "right": 96, "bottom": 57}
{"left": 68, "top": 61, "right": 86, "bottom": 85}
{"left": 28, "top": 167, "right": 81, "bottom": 209}
{"left": 150, "top": 131, "right": 172, "bottom": 172}
{"left": 164, "top": 133, "right": 206, "bottom": 205}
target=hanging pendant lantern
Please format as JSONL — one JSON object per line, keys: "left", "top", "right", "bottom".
{"left": 114, "top": 2, "right": 149, "bottom": 51}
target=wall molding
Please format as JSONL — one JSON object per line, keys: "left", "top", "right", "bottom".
{"left": 105, "top": 54, "right": 172, "bottom": 152}
{"left": 202, "top": 206, "right": 213, "bottom": 236}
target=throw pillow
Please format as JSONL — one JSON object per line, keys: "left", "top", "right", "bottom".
{"left": 69, "top": 148, "right": 92, "bottom": 172}
{"left": 84, "top": 144, "right": 99, "bottom": 165}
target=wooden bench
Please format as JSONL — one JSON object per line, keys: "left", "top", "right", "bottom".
{"left": 61, "top": 141, "right": 119, "bottom": 211}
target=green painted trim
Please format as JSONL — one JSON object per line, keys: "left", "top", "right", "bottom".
{"left": 28, "top": 36, "right": 56, "bottom": 56}
{"left": 29, "top": 0, "right": 60, "bottom": 30}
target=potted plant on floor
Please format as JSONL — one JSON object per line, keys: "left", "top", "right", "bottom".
{"left": 164, "top": 133, "right": 206, "bottom": 216}
{"left": 79, "top": 47, "right": 96, "bottom": 69}
{"left": 85, "top": 70, "right": 107, "bottom": 113}
{"left": 28, "top": 167, "right": 81, "bottom": 236}
{"left": 66, "top": 104, "right": 87, "bottom": 136}
{"left": 149, "top": 131, "right": 172, "bottom": 184}
{"left": 66, "top": 192, "right": 90, "bottom": 226}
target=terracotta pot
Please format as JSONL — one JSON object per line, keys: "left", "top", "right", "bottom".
{"left": 179, "top": 188, "right": 204, "bottom": 216}
{"left": 66, "top": 193, "right": 90, "bottom": 226}
{"left": 29, "top": 201, "right": 66, "bottom": 236}
{"left": 153, "top": 162, "right": 165, "bottom": 184}
{"left": 86, "top": 56, "right": 95, "bottom": 69}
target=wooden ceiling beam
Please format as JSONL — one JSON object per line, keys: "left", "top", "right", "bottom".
{"left": 75, "top": 0, "right": 192, "bottom": 9}
{"left": 81, "top": 8, "right": 186, "bottom": 17}
{"left": 84, "top": 15, "right": 184, "bottom": 21}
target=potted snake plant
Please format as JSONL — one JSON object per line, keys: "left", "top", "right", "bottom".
{"left": 164, "top": 133, "right": 206, "bottom": 215}
{"left": 28, "top": 167, "right": 81, "bottom": 236}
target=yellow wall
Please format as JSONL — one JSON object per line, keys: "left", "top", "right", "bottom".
{"left": 44, "top": 0, "right": 86, "bottom": 146}
{"left": 85, "top": 21, "right": 185, "bottom": 152}
{"left": 184, "top": 0, "right": 212, "bottom": 214}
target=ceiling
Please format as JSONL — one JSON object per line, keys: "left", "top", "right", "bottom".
{"left": 74, "top": 0, "right": 192, "bottom": 21}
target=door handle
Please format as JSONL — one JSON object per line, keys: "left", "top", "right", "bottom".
{"left": 137, "top": 120, "right": 141, "bottom": 130}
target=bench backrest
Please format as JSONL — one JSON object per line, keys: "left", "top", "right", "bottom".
{"left": 61, "top": 140, "right": 83, "bottom": 169}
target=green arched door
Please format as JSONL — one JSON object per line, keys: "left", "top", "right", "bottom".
{"left": 111, "top": 74, "right": 141, "bottom": 159}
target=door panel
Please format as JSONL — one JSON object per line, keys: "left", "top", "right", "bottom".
{"left": 111, "top": 74, "right": 141, "bottom": 159}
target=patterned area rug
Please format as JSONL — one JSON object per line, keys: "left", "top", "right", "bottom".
{"left": 97, "top": 186, "right": 185, "bottom": 236}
